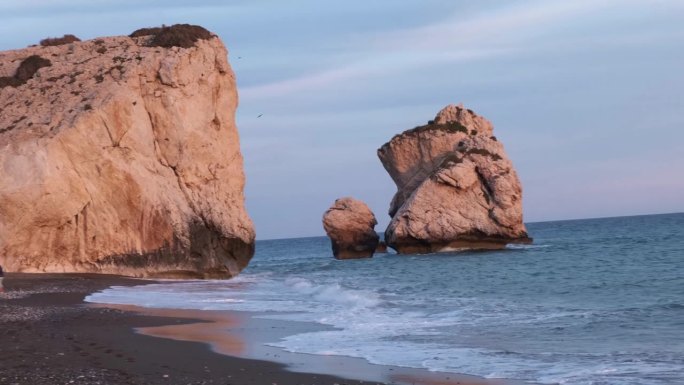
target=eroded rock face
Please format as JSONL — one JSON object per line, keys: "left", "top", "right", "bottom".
{"left": 0, "top": 26, "right": 255, "bottom": 278}
{"left": 322, "top": 198, "right": 380, "bottom": 259}
{"left": 378, "top": 104, "right": 530, "bottom": 253}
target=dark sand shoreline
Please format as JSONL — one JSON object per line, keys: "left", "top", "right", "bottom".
{"left": 1, "top": 274, "right": 521, "bottom": 385}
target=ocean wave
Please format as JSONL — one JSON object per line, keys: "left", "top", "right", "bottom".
{"left": 197, "top": 298, "right": 245, "bottom": 303}
{"left": 505, "top": 244, "right": 551, "bottom": 250}
{"left": 284, "top": 277, "right": 382, "bottom": 308}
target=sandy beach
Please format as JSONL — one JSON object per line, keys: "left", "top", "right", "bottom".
{"left": 0, "top": 274, "right": 516, "bottom": 385}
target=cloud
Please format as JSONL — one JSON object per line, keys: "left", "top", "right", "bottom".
{"left": 239, "top": 0, "right": 643, "bottom": 101}
{"left": 375, "top": 0, "right": 622, "bottom": 49}
{"left": 240, "top": 48, "right": 505, "bottom": 99}
{"left": 0, "top": 0, "right": 248, "bottom": 14}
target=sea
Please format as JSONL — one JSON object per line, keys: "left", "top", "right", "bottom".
{"left": 87, "top": 213, "right": 684, "bottom": 385}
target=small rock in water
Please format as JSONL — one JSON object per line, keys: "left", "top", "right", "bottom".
{"left": 322, "top": 197, "right": 379, "bottom": 259}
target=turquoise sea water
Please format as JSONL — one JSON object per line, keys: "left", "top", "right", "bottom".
{"left": 88, "top": 213, "right": 684, "bottom": 384}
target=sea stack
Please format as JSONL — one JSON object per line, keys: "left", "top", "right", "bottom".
{"left": 378, "top": 104, "right": 531, "bottom": 253}
{"left": 322, "top": 197, "right": 380, "bottom": 259}
{"left": 0, "top": 25, "right": 255, "bottom": 278}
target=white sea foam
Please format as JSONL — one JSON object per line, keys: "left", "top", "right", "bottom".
{"left": 198, "top": 298, "right": 244, "bottom": 303}
{"left": 505, "top": 244, "right": 550, "bottom": 250}
{"left": 285, "top": 277, "right": 382, "bottom": 308}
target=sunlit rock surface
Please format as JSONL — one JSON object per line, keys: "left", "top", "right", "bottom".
{"left": 0, "top": 26, "right": 255, "bottom": 278}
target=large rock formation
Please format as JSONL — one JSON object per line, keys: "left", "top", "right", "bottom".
{"left": 322, "top": 197, "right": 380, "bottom": 259}
{"left": 0, "top": 25, "right": 255, "bottom": 278}
{"left": 378, "top": 104, "right": 531, "bottom": 253}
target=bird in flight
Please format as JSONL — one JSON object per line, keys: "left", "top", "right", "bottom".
{"left": 257, "top": 114, "right": 263, "bottom": 118}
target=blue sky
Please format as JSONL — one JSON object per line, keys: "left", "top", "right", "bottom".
{"left": 2, "top": 1, "right": 683, "bottom": 239}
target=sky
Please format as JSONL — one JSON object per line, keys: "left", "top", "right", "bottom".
{"left": 1, "top": 1, "right": 683, "bottom": 239}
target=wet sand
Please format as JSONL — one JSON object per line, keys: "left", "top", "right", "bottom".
{"left": 0, "top": 273, "right": 521, "bottom": 385}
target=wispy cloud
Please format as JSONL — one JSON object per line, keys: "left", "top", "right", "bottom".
{"left": 240, "top": 0, "right": 640, "bottom": 100}
{"left": 0, "top": 0, "right": 247, "bottom": 13}
{"left": 240, "top": 48, "right": 505, "bottom": 99}
{"left": 375, "top": 0, "right": 623, "bottom": 50}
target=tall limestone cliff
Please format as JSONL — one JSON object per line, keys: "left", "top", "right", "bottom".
{"left": 0, "top": 25, "right": 255, "bottom": 278}
{"left": 378, "top": 104, "right": 531, "bottom": 253}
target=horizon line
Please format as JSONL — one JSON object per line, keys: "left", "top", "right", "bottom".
{"left": 255, "top": 210, "right": 684, "bottom": 242}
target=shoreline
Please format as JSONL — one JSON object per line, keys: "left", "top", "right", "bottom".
{"left": 94, "top": 304, "right": 523, "bottom": 385}
{"left": 1, "top": 273, "right": 523, "bottom": 385}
